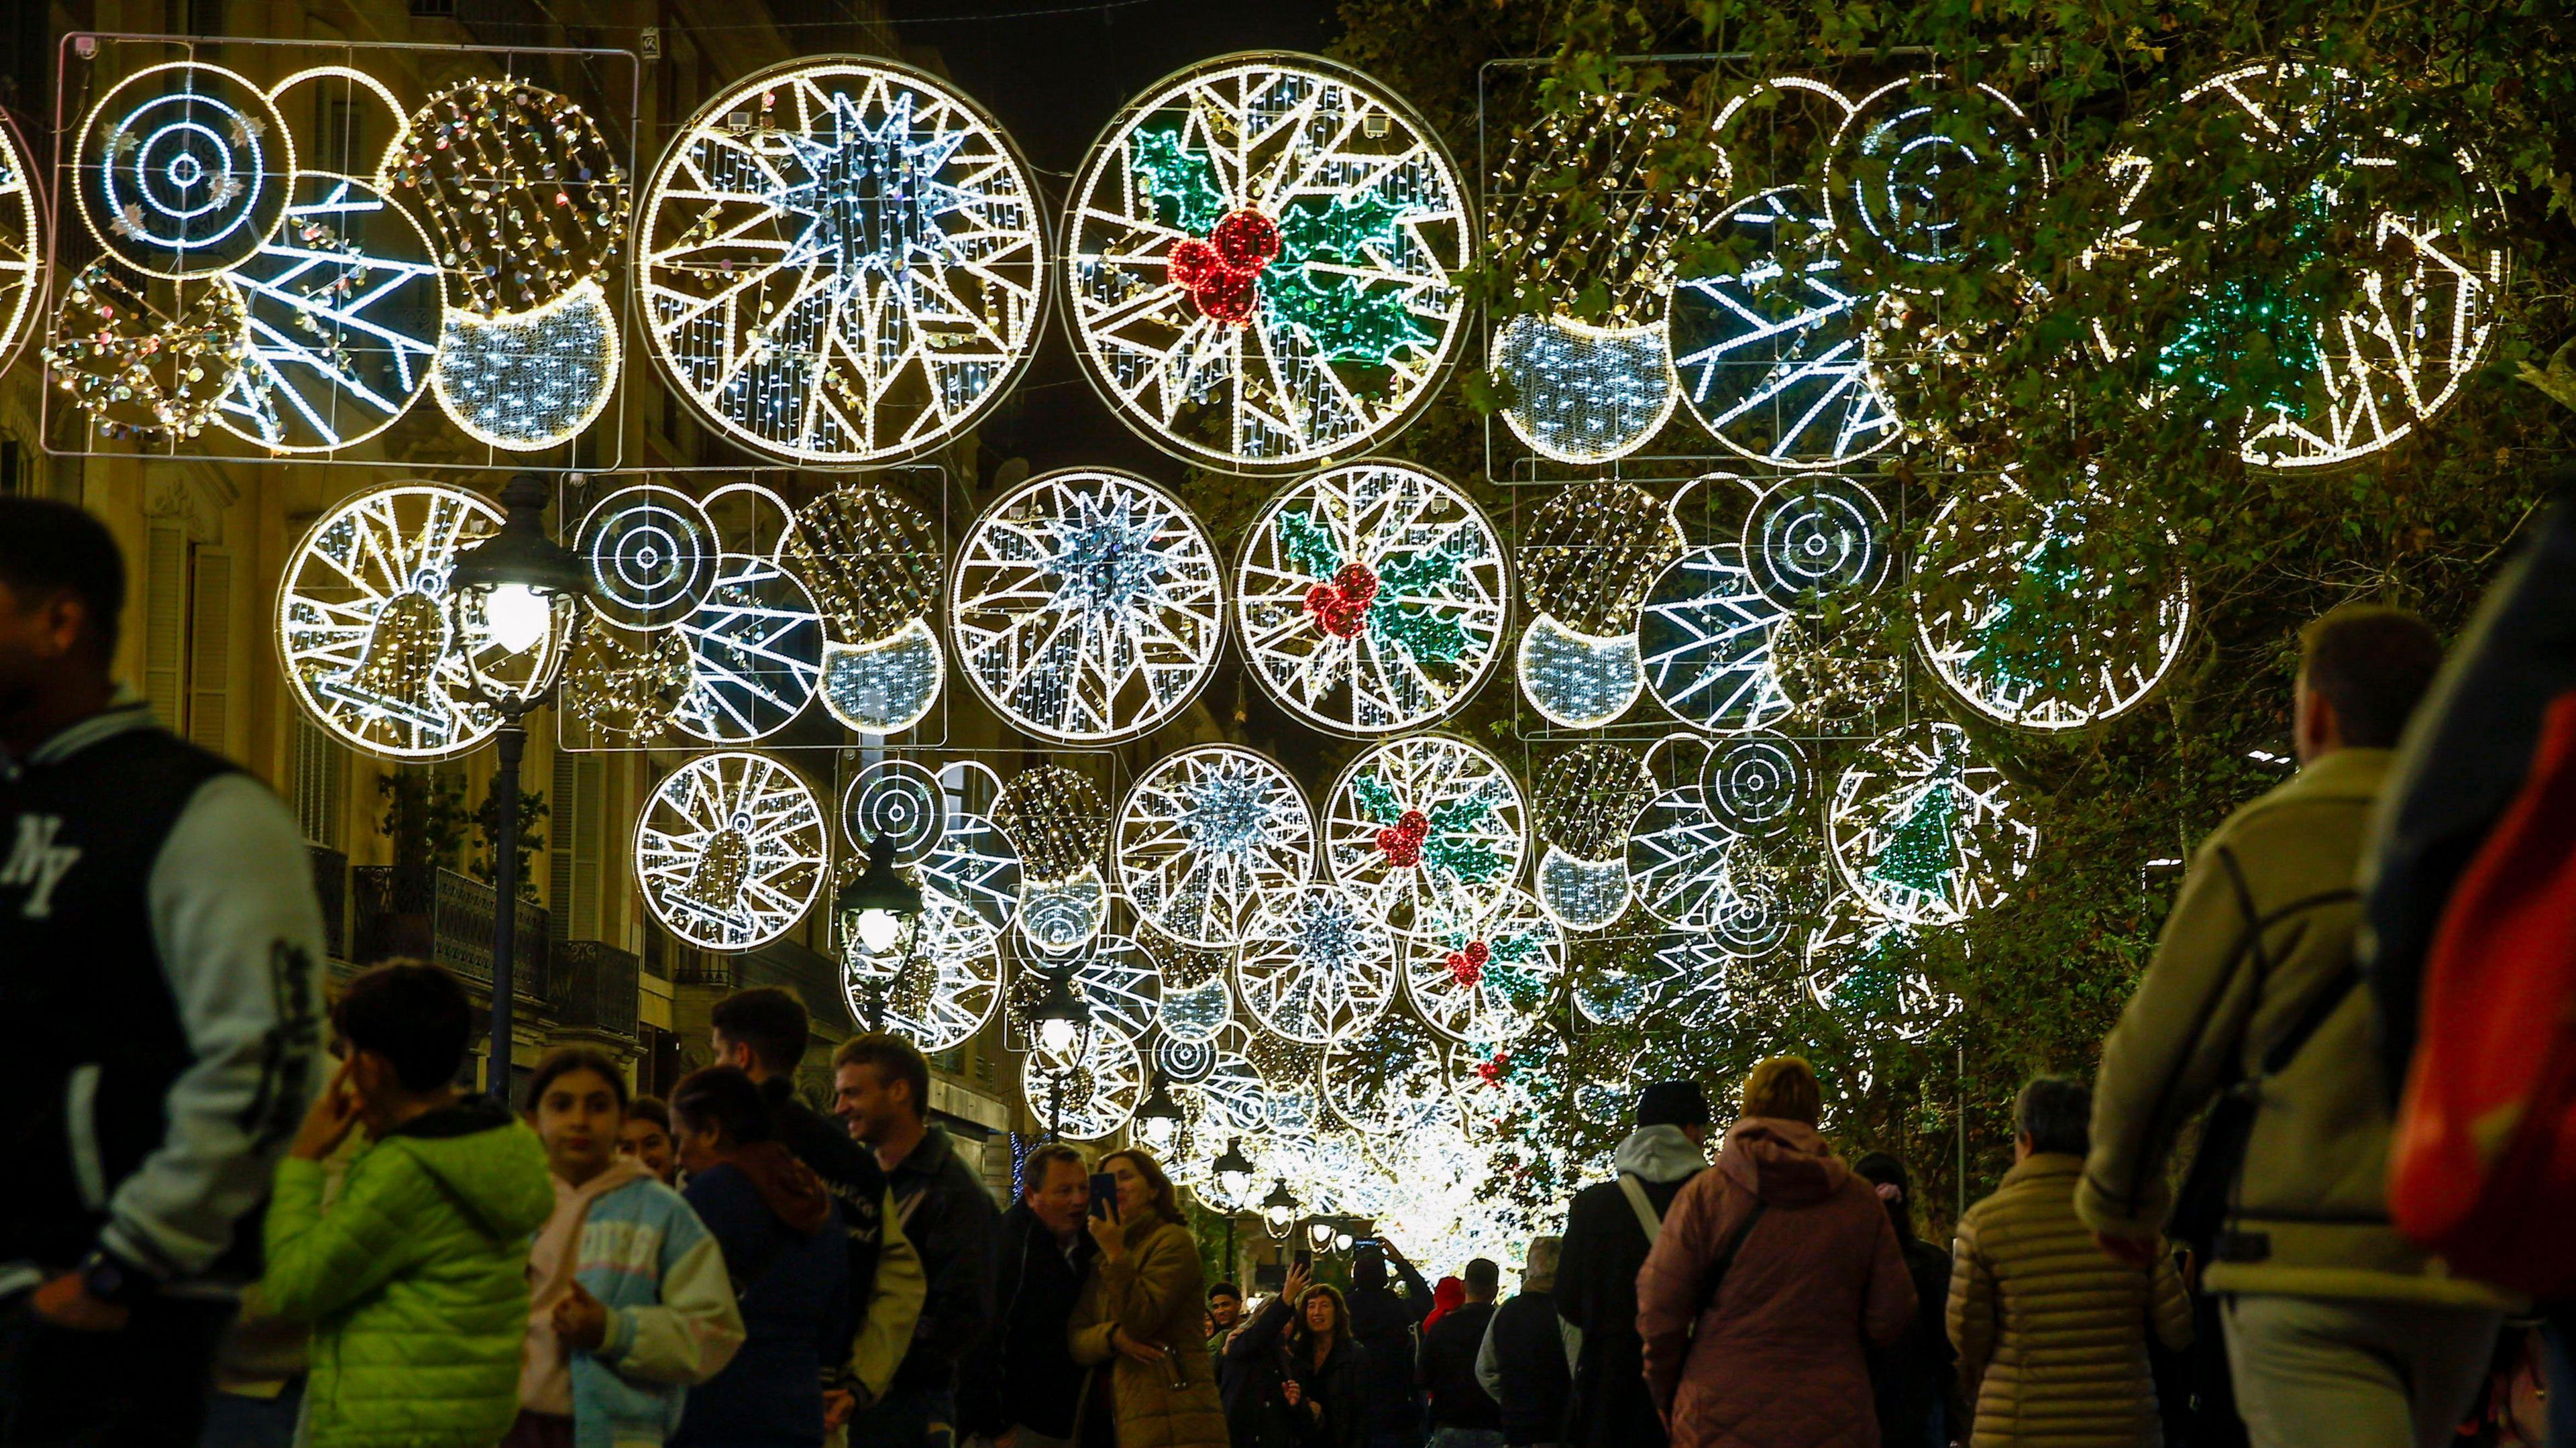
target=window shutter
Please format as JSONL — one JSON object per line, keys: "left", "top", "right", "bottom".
{"left": 187, "top": 545, "right": 232, "bottom": 755}
{"left": 142, "top": 522, "right": 189, "bottom": 729}
{"left": 291, "top": 714, "right": 347, "bottom": 848}
{"left": 549, "top": 746, "right": 576, "bottom": 945}
{"left": 572, "top": 756, "right": 603, "bottom": 940}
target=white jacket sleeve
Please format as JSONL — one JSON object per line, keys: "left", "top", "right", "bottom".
{"left": 602, "top": 1229, "right": 745, "bottom": 1386}
{"left": 111, "top": 776, "right": 327, "bottom": 1279}
{"left": 1475, "top": 1310, "right": 1504, "bottom": 1402}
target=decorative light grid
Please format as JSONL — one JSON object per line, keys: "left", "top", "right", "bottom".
{"left": 275, "top": 483, "right": 506, "bottom": 761}
{"left": 392, "top": 78, "right": 628, "bottom": 317}
{"left": 2088, "top": 62, "right": 2506, "bottom": 469}
{"left": 1493, "top": 313, "right": 1678, "bottom": 465}
{"left": 1008, "top": 934, "right": 1161, "bottom": 1044}
{"left": 639, "top": 59, "right": 1044, "bottom": 465}
{"left": 1700, "top": 732, "right": 1811, "bottom": 838}
{"left": 672, "top": 554, "right": 826, "bottom": 743}
{"left": 783, "top": 484, "right": 945, "bottom": 644}
{"left": 1825, "top": 74, "right": 2047, "bottom": 286}
{"left": 1022, "top": 1027, "right": 1144, "bottom": 1141}
{"left": 1018, "top": 869, "right": 1110, "bottom": 954}
{"left": 818, "top": 621, "right": 945, "bottom": 734}
{"left": 845, "top": 938, "right": 1002, "bottom": 1052}
{"left": 1486, "top": 92, "right": 1704, "bottom": 321}
{"left": 0, "top": 119, "right": 45, "bottom": 370}
{"left": 1235, "top": 461, "right": 1506, "bottom": 736}
{"left": 562, "top": 622, "right": 692, "bottom": 742}
{"left": 1532, "top": 742, "right": 1652, "bottom": 862}
{"left": 1063, "top": 54, "right": 1472, "bottom": 471}
{"left": 1638, "top": 545, "right": 1795, "bottom": 734}
{"left": 1401, "top": 887, "right": 1564, "bottom": 1044}
{"left": 1537, "top": 848, "right": 1632, "bottom": 932}
{"left": 840, "top": 757, "right": 947, "bottom": 862}
{"left": 1827, "top": 720, "right": 2039, "bottom": 926}
{"left": 949, "top": 469, "right": 1223, "bottom": 743}
{"left": 73, "top": 62, "right": 294, "bottom": 278}
{"left": 993, "top": 764, "right": 1110, "bottom": 883}
{"left": 430, "top": 280, "right": 621, "bottom": 451}
{"left": 214, "top": 173, "right": 443, "bottom": 453}
{"left": 1517, "top": 482, "right": 1684, "bottom": 729}
{"left": 1671, "top": 186, "right": 1902, "bottom": 470}
{"left": 1573, "top": 945, "right": 1677, "bottom": 1025}
{"left": 1651, "top": 931, "right": 1739, "bottom": 1028}
{"left": 1742, "top": 474, "right": 1892, "bottom": 616}
{"left": 838, "top": 807, "right": 1021, "bottom": 1047}
{"left": 577, "top": 484, "right": 721, "bottom": 631}
{"left": 44, "top": 263, "right": 250, "bottom": 439}
{"left": 1164, "top": 1027, "right": 1266, "bottom": 1133}
{"left": 1323, "top": 1013, "right": 1455, "bottom": 1135}
{"left": 1915, "top": 478, "right": 2192, "bottom": 730}
{"left": 635, "top": 751, "right": 828, "bottom": 951}
{"left": 1232, "top": 882, "right": 1399, "bottom": 1045}
{"left": 1625, "top": 785, "right": 1736, "bottom": 930}
{"left": 1324, "top": 734, "right": 1528, "bottom": 940}
{"left": 1114, "top": 746, "right": 1313, "bottom": 950}
{"left": 1150, "top": 938, "right": 1234, "bottom": 1044}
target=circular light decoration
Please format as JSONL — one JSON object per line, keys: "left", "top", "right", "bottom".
{"left": 1652, "top": 932, "right": 1739, "bottom": 1029}
{"left": 950, "top": 469, "right": 1224, "bottom": 743}
{"left": 844, "top": 939, "right": 1002, "bottom": 1052}
{"left": 1487, "top": 92, "right": 1705, "bottom": 321}
{"left": 577, "top": 484, "right": 722, "bottom": 631}
{"left": 1448, "top": 1027, "right": 1566, "bottom": 1132}
{"left": 1063, "top": 53, "right": 1472, "bottom": 472}
{"left": 2088, "top": 62, "right": 2506, "bottom": 470}
{"left": 1493, "top": 313, "right": 1678, "bottom": 465}
{"left": 1536, "top": 849, "right": 1631, "bottom": 932}
{"left": 1573, "top": 946, "right": 1679, "bottom": 1026}
{"left": 895, "top": 810, "right": 1026, "bottom": 958}
{"left": 638, "top": 58, "right": 1044, "bottom": 465}
{"left": 994, "top": 764, "right": 1110, "bottom": 883}
{"left": 1022, "top": 1029, "right": 1144, "bottom": 1141}
{"left": 635, "top": 751, "right": 828, "bottom": 951}
{"left": 839, "top": 757, "right": 947, "bottom": 865}
{"left": 672, "top": 554, "right": 826, "bottom": 743}
{"left": 1010, "top": 934, "right": 1161, "bottom": 1043}
{"left": 1625, "top": 786, "right": 1735, "bottom": 930}
{"left": 1703, "top": 842, "right": 1809, "bottom": 960}
{"left": 818, "top": 620, "right": 946, "bottom": 735}
{"left": 786, "top": 484, "right": 948, "bottom": 735}
{"left": 212, "top": 173, "right": 444, "bottom": 453}
{"left": 1148, "top": 939, "right": 1234, "bottom": 1044}
{"left": 1325, "top": 735, "right": 1529, "bottom": 940}
{"left": 1638, "top": 545, "right": 1794, "bottom": 734}
{"left": 1517, "top": 619, "right": 1646, "bottom": 730}
{"left": 1828, "top": 720, "right": 2039, "bottom": 926}
{"left": 431, "top": 280, "right": 621, "bottom": 451}
{"left": 392, "top": 78, "right": 628, "bottom": 317}
{"left": 1805, "top": 892, "right": 1962, "bottom": 1042}
{"left": 1671, "top": 186, "right": 1901, "bottom": 471}
{"left": 1825, "top": 74, "right": 2046, "bottom": 286}
{"left": 264, "top": 66, "right": 409, "bottom": 181}
{"left": 1916, "top": 479, "right": 2192, "bottom": 730}
{"left": 0, "top": 117, "right": 50, "bottom": 371}
{"left": 1700, "top": 732, "right": 1811, "bottom": 838}
{"left": 838, "top": 811, "right": 1021, "bottom": 1048}
{"left": 1743, "top": 474, "right": 1892, "bottom": 619}
{"left": 1232, "top": 883, "right": 1398, "bottom": 1044}
{"left": 563, "top": 622, "right": 693, "bottom": 742}
{"left": 1517, "top": 482, "right": 1685, "bottom": 730}
{"left": 74, "top": 62, "right": 294, "bottom": 278}
{"left": 1115, "top": 746, "right": 1313, "bottom": 949}
{"left": 43, "top": 263, "right": 250, "bottom": 439}
{"left": 1533, "top": 743, "right": 1652, "bottom": 860}
{"left": 1773, "top": 608, "right": 1907, "bottom": 733}
{"left": 1323, "top": 1014, "right": 1454, "bottom": 1136}
{"left": 1166, "top": 1027, "right": 1267, "bottom": 1132}
{"left": 276, "top": 483, "right": 508, "bottom": 761}
{"left": 1402, "top": 888, "right": 1565, "bottom": 1044}
{"left": 1236, "top": 461, "right": 1506, "bottom": 735}
{"left": 1017, "top": 870, "right": 1110, "bottom": 954}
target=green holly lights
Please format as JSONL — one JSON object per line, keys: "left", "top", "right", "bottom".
{"left": 1352, "top": 773, "right": 1505, "bottom": 883}
{"left": 1274, "top": 509, "right": 1473, "bottom": 664}
{"left": 1130, "top": 129, "right": 1227, "bottom": 236}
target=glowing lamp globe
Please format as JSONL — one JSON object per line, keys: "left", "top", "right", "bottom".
{"left": 1260, "top": 1178, "right": 1300, "bottom": 1233}
{"left": 835, "top": 834, "right": 924, "bottom": 960}
{"left": 1335, "top": 1232, "right": 1355, "bottom": 1252}
{"left": 1214, "top": 1138, "right": 1256, "bottom": 1201}
{"left": 1305, "top": 1220, "right": 1334, "bottom": 1253}
{"left": 1030, "top": 968, "right": 1093, "bottom": 1060}
{"left": 1135, "top": 1070, "right": 1185, "bottom": 1153}
{"left": 445, "top": 474, "right": 588, "bottom": 711}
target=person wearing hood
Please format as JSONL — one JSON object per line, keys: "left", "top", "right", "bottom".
{"left": 258, "top": 962, "right": 557, "bottom": 1448}
{"left": 1636, "top": 1057, "right": 1916, "bottom": 1448}
{"left": 1421, "top": 1278, "right": 1467, "bottom": 1335}
{"left": 1346, "top": 1238, "right": 1434, "bottom": 1448}
{"left": 1555, "top": 1080, "right": 1711, "bottom": 1448}
{"left": 669, "top": 1066, "right": 851, "bottom": 1448}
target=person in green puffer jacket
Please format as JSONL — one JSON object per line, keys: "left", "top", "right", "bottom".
{"left": 260, "top": 962, "right": 556, "bottom": 1448}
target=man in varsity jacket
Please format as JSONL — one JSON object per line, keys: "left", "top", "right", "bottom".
{"left": 0, "top": 498, "right": 329, "bottom": 1446}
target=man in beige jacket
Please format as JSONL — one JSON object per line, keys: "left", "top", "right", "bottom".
{"left": 2078, "top": 605, "right": 2516, "bottom": 1448}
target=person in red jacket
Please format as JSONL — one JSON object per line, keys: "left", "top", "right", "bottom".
{"left": 1637, "top": 1057, "right": 1915, "bottom": 1448}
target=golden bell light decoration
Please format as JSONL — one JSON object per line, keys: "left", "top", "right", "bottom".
{"left": 336, "top": 589, "right": 449, "bottom": 726}
{"left": 683, "top": 826, "right": 753, "bottom": 915}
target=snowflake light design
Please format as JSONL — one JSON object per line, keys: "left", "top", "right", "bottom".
{"left": 635, "top": 752, "right": 828, "bottom": 951}
{"left": 1672, "top": 186, "right": 1901, "bottom": 470}
{"left": 276, "top": 484, "right": 510, "bottom": 761}
{"left": 1401, "top": 888, "right": 1564, "bottom": 1044}
{"left": 74, "top": 62, "right": 293, "bottom": 278}
{"left": 1652, "top": 932, "right": 1739, "bottom": 1029}
{"left": 0, "top": 119, "right": 47, "bottom": 372}
{"left": 1915, "top": 478, "right": 2192, "bottom": 730}
{"left": 1234, "top": 883, "right": 1397, "bottom": 1044}
{"left": 672, "top": 554, "right": 826, "bottom": 743}
{"left": 1065, "top": 54, "right": 1472, "bottom": 471}
{"left": 950, "top": 470, "right": 1224, "bottom": 743}
{"left": 1827, "top": 721, "right": 2039, "bottom": 926}
{"left": 639, "top": 60, "right": 1044, "bottom": 465}
{"left": 1639, "top": 545, "right": 1794, "bottom": 734}
{"left": 1324, "top": 735, "right": 1528, "bottom": 939}
{"left": 1236, "top": 462, "right": 1506, "bottom": 736}
{"left": 1115, "top": 746, "right": 1313, "bottom": 949}
{"left": 214, "top": 174, "right": 444, "bottom": 453}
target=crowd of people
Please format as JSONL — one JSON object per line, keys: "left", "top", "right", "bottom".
{"left": 5, "top": 473, "right": 2576, "bottom": 1448}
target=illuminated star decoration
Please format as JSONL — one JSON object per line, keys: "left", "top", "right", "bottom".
{"left": 1670, "top": 186, "right": 1901, "bottom": 469}
{"left": 216, "top": 174, "right": 445, "bottom": 453}
{"left": 1233, "top": 883, "right": 1399, "bottom": 1045}
{"left": 1236, "top": 463, "right": 1506, "bottom": 735}
{"left": 949, "top": 471, "right": 1223, "bottom": 744}
{"left": 1114, "top": 746, "right": 1313, "bottom": 950}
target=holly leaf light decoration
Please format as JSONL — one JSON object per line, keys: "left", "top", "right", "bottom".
{"left": 1267, "top": 191, "right": 1436, "bottom": 366}
{"left": 1273, "top": 510, "right": 1473, "bottom": 663}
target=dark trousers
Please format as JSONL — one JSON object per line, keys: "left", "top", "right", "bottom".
{"left": 1, "top": 1293, "right": 234, "bottom": 1447}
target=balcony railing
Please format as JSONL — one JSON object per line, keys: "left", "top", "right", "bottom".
{"left": 307, "top": 845, "right": 347, "bottom": 962}
{"left": 554, "top": 940, "right": 640, "bottom": 1042}
{"left": 350, "top": 866, "right": 548, "bottom": 1001}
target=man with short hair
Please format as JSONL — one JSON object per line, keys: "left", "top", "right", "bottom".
{"left": 1348, "top": 1237, "right": 1434, "bottom": 1448}
{"left": 0, "top": 498, "right": 329, "bottom": 1445}
{"left": 962, "top": 1142, "right": 1093, "bottom": 1448}
{"left": 1554, "top": 1080, "right": 1709, "bottom": 1448}
{"left": 1953, "top": 1075, "right": 2190, "bottom": 1447}
{"left": 1476, "top": 1237, "right": 1570, "bottom": 1448}
{"left": 1419, "top": 1258, "right": 1504, "bottom": 1448}
{"left": 708, "top": 987, "right": 924, "bottom": 1426}
{"left": 835, "top": 1032, "right": 999, "bottom": 1448}
{"left": 1206, "top": 1282, "right": 1243, "bottom": 1381}
{"left": 2082, "top": 605, "right": 2516, "bottom": 1448}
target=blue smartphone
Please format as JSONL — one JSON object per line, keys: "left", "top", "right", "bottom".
{"left": 1089, "top": 1171, "right": 1119, "bottom": 1221}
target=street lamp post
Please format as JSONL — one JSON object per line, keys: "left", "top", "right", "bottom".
{"left": 1029, "top": 968, "right": 1092, "bottom": 1141}
{"left": 445, "top": 474, "right": 589, "bottom": 1101}
{"left": 1134, "top": 1065, "right": 1184, "bottom": 1156}
{"left": 833, "top": 833, "right": 924, "bottom": 1034}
